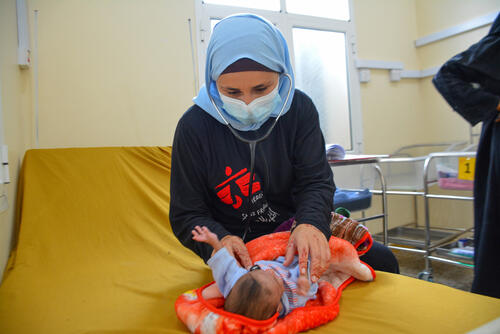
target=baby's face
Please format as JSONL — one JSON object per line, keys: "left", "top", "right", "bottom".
{"left": 250, "top": 269, "right": 285, "bottom": 314}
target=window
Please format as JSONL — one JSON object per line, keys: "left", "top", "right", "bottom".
{"left": 196, "top": 0, "right": 363, "bottom": 152}
{"left": 293, "top": 28, "right": 351, "bottom": 148}
{"left": 287, "top": 0, "right": 350, "bottom": 21}
{"left": 203, "top": 0, "right": 280, "bottom": 11}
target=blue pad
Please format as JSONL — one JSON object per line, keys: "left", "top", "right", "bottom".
{"left": 334, "top": 188, "right": 372, "bottom": 212}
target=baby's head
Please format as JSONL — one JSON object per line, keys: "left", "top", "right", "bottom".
{"left": 224, "top": 265, "right": 284, "bottom": 320}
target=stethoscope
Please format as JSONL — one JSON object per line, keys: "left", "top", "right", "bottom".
{"left": 208, "top": 73, "right": 293, "bottom": 241}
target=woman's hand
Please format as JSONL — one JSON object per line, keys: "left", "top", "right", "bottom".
{"left": 283, "top": 223, "right": 330, "bottom": 284}
{"left": 217, "top": 235, "right": 253, "bottom": 269}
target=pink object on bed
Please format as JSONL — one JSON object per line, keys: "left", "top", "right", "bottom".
{"left": 438, "top": 178, "right": 474, "bottom": 190}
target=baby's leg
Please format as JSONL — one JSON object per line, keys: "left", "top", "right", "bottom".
{"left": 322, "top": 238, "right": 374, "bottom": 287}
{"left": 319, "top": 269, "right": 351, "bottom": 289}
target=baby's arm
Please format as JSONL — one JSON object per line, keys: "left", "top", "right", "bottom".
{"left": 193, "top": 225, "right": 250, "bottom": 298}
{"left": 201, "top": 282, "right": 224, "bottom": 299}
{"left": 191, "top": 226, "right": 228, "bottom": 299}
{"left": 192, "top": 225, "right": 223, "bottom": 253}
{"left": 191, "top": 226, "right": 224, "bottom": 299}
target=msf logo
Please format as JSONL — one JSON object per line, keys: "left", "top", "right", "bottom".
{"left": 215, "top": 166, "right": 261, "bottom": 209}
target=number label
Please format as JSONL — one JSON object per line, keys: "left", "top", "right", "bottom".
{"left": 458, "top": 157, "right": 475, "bottom": 181}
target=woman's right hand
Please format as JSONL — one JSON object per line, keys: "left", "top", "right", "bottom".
{"left": 216, "top": 235, "right": 253, "bottom": 269}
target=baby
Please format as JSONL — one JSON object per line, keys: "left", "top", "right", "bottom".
{"left": 192, "top": 225, "right": 317, "bottom": 320}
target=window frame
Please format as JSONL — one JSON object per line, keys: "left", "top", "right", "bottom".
{"left": 194, "top": 0, "right": 364, "bottom": 153}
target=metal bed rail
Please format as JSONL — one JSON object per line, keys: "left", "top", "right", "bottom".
{"left": 390, "top": 141, "right": 468, "bottom": 157}
{"left": 331, "top": 150, "right": 476, "bottom": 281}
{"left": 372, "top": 151, "right": 476, "bottom": 281}
{"left": 420, "top": 151, "right": 476, "bottom": 280}
{"left": 329, "top": 155, "right": 389, "bottom": 245}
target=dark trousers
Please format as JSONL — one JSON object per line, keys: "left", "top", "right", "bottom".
{"left": 360, "top": 241, "right": 400, "bottom": 274}
{"left": 471, "top": 119, "right": 500, "bottom": 298}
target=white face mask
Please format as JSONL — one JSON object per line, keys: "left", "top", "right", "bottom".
{"left": 218, "top": 82, "right": 282, "bottom": 126}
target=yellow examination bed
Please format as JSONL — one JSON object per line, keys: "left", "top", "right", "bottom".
{"left": 0, "top": 147, "right": 499, "bottom": 334}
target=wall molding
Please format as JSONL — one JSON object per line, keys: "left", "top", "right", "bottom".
{"left": 356, "top": 11, "right": 498, "bottom": 83}
{"left": 16, "top": 0, "right": 31, "bottom": 68}
{"left": 415, "top": 11, "right": 498, "bottom": 47}
{"left": 355, "top": 59, "right": 404, "bottom": 70}
{"left": 356, "top": 59, "right": 439, "bottom": 82}
{"left": 401, "top": 66, "right": 440, "bottom": 79}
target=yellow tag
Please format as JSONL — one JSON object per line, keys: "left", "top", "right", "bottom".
{"left": 458, "top": 157, "right": 475, "bottom": 181}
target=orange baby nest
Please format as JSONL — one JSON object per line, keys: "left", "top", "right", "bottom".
{"left": 175, "top": 232, "right": 374, "bottom": 333}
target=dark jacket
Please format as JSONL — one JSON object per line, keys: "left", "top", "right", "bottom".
{"left": 432, "top": 15, "right": 500, "bottom": 125}
{"left": 432, "top": 14, "right": 500, "bottom": 298}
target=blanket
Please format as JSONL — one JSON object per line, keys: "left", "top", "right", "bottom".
{"left": 175, "top": 232, "right": 375, "bottom": 333}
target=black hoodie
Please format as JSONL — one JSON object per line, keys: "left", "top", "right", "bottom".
{"left": 169, "top": 89, "right": 335, "bottom": 262}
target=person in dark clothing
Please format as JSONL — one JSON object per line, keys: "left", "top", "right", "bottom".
{"left": 433, "top": 14, "right": 500, "bottom": 298}
{"left": 169, "top": 14, "right": 399, "bottom": 285}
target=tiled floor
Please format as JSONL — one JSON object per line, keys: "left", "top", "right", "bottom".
{"left": 393, "top": 249, "right": 473, "bottom": 292}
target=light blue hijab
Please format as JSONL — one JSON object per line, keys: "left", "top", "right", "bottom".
{"left": 193, "top": 13, "right": 295, "bottom": 131}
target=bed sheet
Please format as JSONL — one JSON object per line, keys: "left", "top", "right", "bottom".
{"left": 0, "top": 147, "right": 498, "bottom": 334}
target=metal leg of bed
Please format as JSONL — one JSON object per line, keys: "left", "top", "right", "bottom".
{"left": 374, "top": 163, "right": 388, "bottom": 245}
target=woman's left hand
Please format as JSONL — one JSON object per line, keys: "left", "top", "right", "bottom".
{"left": 283, "top": 223, "right": 330, "bottom": 283}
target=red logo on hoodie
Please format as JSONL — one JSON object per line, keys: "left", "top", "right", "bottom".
{"left": 215, "top": 166, "right": 261, "bottom": 209}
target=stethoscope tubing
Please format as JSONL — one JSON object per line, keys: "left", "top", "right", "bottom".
{"left": 208, "top": 73, "right": 293, "bottom": 240}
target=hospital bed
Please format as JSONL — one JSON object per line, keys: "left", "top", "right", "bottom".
{"left": 0, "top": 147, "right": 498, "bottom": 334}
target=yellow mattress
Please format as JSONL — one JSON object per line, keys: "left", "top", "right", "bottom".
{"left": 0, "top": 147, "right": 498, "bottom": 334}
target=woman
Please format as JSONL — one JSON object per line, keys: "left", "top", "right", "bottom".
{"left": 170, "top": 14, "right": 398, "bottom": 285}
{"left": 433, "top": 14, "right": 500, "bottom": 298}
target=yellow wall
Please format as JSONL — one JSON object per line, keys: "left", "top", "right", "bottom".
{"left": 413, "top": 1, "right": 496, "bottom": 145}
{"left": 0, "top": 0, "right": 498, "bottom": 278}
{"left": 30, "top": 0, "right": 497, "bottom": 153}
{"left": 352, "top": 0, "right": 424, "bottom": 231}
{"left": 352, "top": 0, "right": 497, "bottom": 233}
{"left": 355, "top": 0, "right": 497, "bottom": 154}
{"left": 412, "top": 1, "right": 497, "bottom": 230}
{"left": 0, "top": 0, "right": 34, "bottom": 279}
{"left": 354, "top": 0, "right": 424, "bottom": 155}
{"left": 30, "top": 0, "right": 196, "bottom": 148}
{"left": 0, "top": 0, "right": 198, "bottom": 281}
{"left": 415, "top": 0, "right": 499, "bottom": 37}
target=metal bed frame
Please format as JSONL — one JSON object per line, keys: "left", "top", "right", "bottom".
{"left": 330, "top": 145, "right": 475, "bottom": 281}
{"left": 372, "top": 148, "right": 476, "bottom": 281}
{"left": 329, "top": 155, "right": 389, "bottom": 244}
